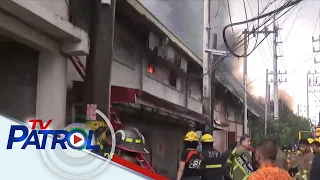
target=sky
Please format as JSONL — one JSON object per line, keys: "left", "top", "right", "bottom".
{"left": 227, "top": 0, "right": 320, "bottom": 124}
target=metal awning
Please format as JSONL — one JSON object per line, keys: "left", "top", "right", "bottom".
{"left": 110, "top": 86, "right": 208, "bottom": 125}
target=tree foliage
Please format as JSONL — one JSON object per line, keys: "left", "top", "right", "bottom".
{"left": 251, "top": 99, "right": 312, "bottom": 148}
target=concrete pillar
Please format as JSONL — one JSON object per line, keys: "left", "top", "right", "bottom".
{"left": 36, "top": 52, "right": 67, "bottom": 129}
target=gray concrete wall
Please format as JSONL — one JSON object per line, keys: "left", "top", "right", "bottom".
{"left": 67, "top": 23, "right": 204, "bottom": 114}
{"left": 31, "top": 0, "right": 69, "bottom": 20}
{"left": 0, "top": 42, "right": 39, "bottom": 122}
{"left": 36, "top": 52, "right": 68, "bottom": 129}
{"left": 141, "top": 58, "right": 186, "bottom": 107}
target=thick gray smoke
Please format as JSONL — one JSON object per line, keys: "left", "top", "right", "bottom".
{"left": 138, "top": 0, "right": 294, "bottom": 110}
{"left": 209, "top": 0, "right": 257, "bottom": 96}
{"left": 138, "top": 0, "right": 203, "bottom": 59}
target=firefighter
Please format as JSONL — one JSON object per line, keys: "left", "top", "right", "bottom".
{"left": 289, "top": 139, "right": 314, "bottom": 180}
{"left": 311, "top": 138, "right": 320, "bottom": 156}
{"left": 310, "top": 147, "right": 320, "bottom": 180}
{"left": 114, "top": 126, "right": 149, "bottom": 165}
{"left": 226, "top": 134, "right": 254, "bottom": 180}
{"left": 308, "top": 138, "right": 314, "bottom": 154}
{"left": 93, "top": 126, "right": 112, "bottom": 158}
{"left": 200, "top": 134, "right": 225, "bottom": 180}
{"left": 177, "top": 131, "right": 203, "bottom": 180}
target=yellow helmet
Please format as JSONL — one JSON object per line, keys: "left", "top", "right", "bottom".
{"left": 315, "top": 138, "right": 320, "bottom": 143}
{"left": 307, "top": 138, "right": 314, "bottom": 144}
{"left": 201, "top": 134, "right": 214, "bottom": 142}
{"left": 184, "top": 131, "right": 199, "bottom": 142}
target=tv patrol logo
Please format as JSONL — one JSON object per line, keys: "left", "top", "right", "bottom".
{"left": 6, "top": 109, "right": 116, "bottom": 180}
{"left": 6, "top": 119, "right": 99, "bottom": 150}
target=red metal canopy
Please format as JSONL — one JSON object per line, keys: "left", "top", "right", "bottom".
{"left": 110, "top": 86, "right": 208, "bottom": 124}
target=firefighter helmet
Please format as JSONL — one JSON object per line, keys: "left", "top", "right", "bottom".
{"left": 184, "top": 131, "right": 199, "bottom": 142}
{"left": 307, "top": 138, "right": 314, "bottom": 144}
{"left": 115, "top": 126, "right": 149, "bottom": 154}
{"left": 201, "top": 134, "right": 214, "bottom": 142}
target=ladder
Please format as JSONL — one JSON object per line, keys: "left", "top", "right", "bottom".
{"left": 69, "top": 56, "right": 154, "bottom": 172}
{"left": 137, "top": 153, "right": 154, "bottom": 172}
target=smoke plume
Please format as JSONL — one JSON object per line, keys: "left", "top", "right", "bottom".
{"left": 218, "top": 27, "right": 256, "bottom": 96}
{"left": 278, "top": 89, "right": 295, "bottom": 110}
{"left": 220, "top": 28, "right": 295, "bottom": 110}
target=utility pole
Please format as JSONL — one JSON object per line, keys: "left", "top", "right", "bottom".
{"left": 310, "top": 9, "right": 320, "bottom": 121}
{"left": 269, "top": 14, "right": 287, "bottom": 120}
{"left": 242, "top": 27, "right": 276, "bottom": 134}
{"left": 306, "top": 71, "right": 320, "bottom": 120}
{"left": 84, "top": 0, "right": 115, "bottom": 118}
{"left": 202, "top": 0, "right": 227, "bottom": 133}
{"left": 211, "top": 33, "right": 218, "bottom": 132}
{"left": 241, "top": 16, "right": 285, "bottom": 133}
{"left": 273, "top": 15, "right": 279, "bottom": 120}
{"left": 268, "top": 84, "right": 271, "bottom": 113}
{"left": 202, "top": 0, "right": 211, "bottom": 132}
{"left": 243, "top": 29, "right": 248, "bottom": 134}
{"left": 307, "top": 73, "right": 310, "bottom": 119}
{"left": 265, "top": 69, "right": 269, "bottom": 135}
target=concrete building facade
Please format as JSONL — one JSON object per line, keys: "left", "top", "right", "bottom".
{"left": 0, "top": 0, "right": 89, "bottom": 129}
{"left": 0, "top": 0, "right": 261, "bottom": 178}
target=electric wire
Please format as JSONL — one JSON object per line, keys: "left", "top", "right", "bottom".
{"left": 231, "top": 0, "right": 294, "bottom": 46}
{"left": 208, "top": 0, "right": 298, "bottom": 76}
{"left": 242, "top": 0, "right": 259, "bottom": 59}
{"left": 243, "top": 0, "right": 250, "bottom": 30}
{"left": 226, "top": 3, "right": 296, "bottom": 58}
{"left": 279, "top": 2, "right": 301, "bottom": 26}
{"left": 227, "top": 6, "right": 293, "bottom": 60}
{"left": 287, "top": 53, "right": 315, "bottom": 76}
{"left": 230, "top": 0, "right": 278, "bottom": 53}
{"left": 245, "top": 0, "right": 267, "bottom": 68}
{"left": 232, "top": 0, "right": 277, "bottom": 45}
{"left": 282, "top": 3, "right": 304, "bottom": 42}
{"left": 209, "top": 33, "right": 270, "bottom": 74}
{"left": 208, "top": 8, "right": 295, "bottom": 74}
{"left": 214, "top": 1, "right": 302, "bottom": 115}
{"left": 226, "top": 0, "right": 235, "bottom": 40}
{"left": 248, "top": 73, "right": 267, "bottom": 85}
{"left": 257, "top": 0, "right": 273, "bottom": 66}
{"left": 214, "top": 0, "right": 220, "bottom": 19}
{"left": 223, "top": 0, "right": 303, "bottom": 58}
{"left": 257, "top": 41, "right": 268, "bottom": 68}
{"left": 266, "top": 36, "right": 274, "bottom": 57}
{"left": 313, "top": 10, "right": 319, "bottom": 36}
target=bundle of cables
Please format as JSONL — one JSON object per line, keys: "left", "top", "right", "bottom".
{"left": 222, "top": 0, "right": 304, "bottom": 59}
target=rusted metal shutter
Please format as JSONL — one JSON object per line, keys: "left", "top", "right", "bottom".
{"left": 126, "top": 122, "right": 186, "bottom": 179}
{"left": 150, "top": 127, "right": 185, "bottom": 179}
